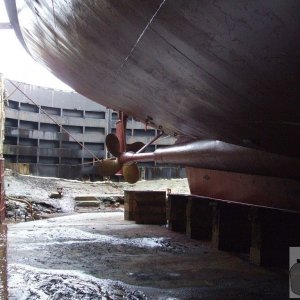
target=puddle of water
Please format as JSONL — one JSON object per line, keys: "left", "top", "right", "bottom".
{"left": 9, "top": 227, "right": 168, "bottom": 250}
{"left": 9, "top": 264, "right": 146, "bottom": 300}
{"left": 0, "top": 225, "right": 7, "bottom": 300}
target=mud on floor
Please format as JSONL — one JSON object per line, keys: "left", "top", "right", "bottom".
{"left": 4, "top": 170, "right": 190, "bottom": 221}
{"left": 6, "top": 212, "right": 287, "bottom": 300}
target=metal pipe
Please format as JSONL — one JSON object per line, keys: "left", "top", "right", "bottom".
{"left": 120, "top": 140, "right": 300, "bottom": 179}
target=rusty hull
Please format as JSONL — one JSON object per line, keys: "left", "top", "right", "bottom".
{"left": 5, "top": 0, "right": 300, "bottom": 158}
{"left": 186, "top": 167, "right": 300, "bottom": 212}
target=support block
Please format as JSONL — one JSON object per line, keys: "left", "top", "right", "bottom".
{"left": 124, "top": 191, "right": 166, "bottom": 225}
{"left": 250, "top": 208, "right": 300, "bottom": 268}
{"left": 124, "top": 190, "right": 136, "bottom": 220}
{"left": 186, "top": 197, "right": 212, "bottom": 240}
{"left": 212, "top": 203, "right": 251, "bottom": 252}
{"left": 167, "top": 194, "right": 189, "bottom": 233}
{"left": 135, "top": 191, "right": 166, "bottom": 225}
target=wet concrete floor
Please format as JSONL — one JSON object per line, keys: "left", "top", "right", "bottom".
{"left": 5, "top": 212, "right": 287, "bottom": 299}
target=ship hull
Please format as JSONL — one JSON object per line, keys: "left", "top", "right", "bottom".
{"left": 5, "top": 0, "right": 300, "bottom": 210}
{"left": 186, "top": 167, "right": 300, "bottom": 212}
{"left": 6, "top": 0, "right": 300, "bottom": 158}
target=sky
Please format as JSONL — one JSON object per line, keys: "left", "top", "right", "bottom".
{"left": 0, "top": 0, "right": 72, "bottom": 90}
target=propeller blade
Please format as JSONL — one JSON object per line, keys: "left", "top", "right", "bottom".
{"left": 122, "top": 163, "right": 140, "bottom": 184}
{"left": 106, "top": 134, "right": 121, "bottom": 157}
{"left": 96, "top": 158, "right": 122, "bottom": 176}
{"left": 126, "top": 142, "right": 145, "bottom": 153}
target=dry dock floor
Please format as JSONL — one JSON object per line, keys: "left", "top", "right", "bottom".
{"left": 7, "top": 212, "right": 286, "bottom": 299}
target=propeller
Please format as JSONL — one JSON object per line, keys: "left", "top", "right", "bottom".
{"left": 97, "top": 133, "right": 144, "bottom": 183}
{"left": 96, "top": 158, "right": 121, "bottom": 177}
{"left": 106, "top": 133, "right": 121, "bottom": 157}
{"left": 123, "top": 163, "right": 140, "bottom": 184}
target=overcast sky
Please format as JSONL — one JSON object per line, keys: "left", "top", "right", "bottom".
{"left": 0, "top": 0, "right": 72, "bottom": 90}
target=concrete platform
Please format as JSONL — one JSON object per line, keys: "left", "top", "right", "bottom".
{"left": 6, "top": 212, "right": 286, "bottom": 299}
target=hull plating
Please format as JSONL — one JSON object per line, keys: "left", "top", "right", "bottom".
{"left": 7, "top": 0, "right": 300, "bottom": 158}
